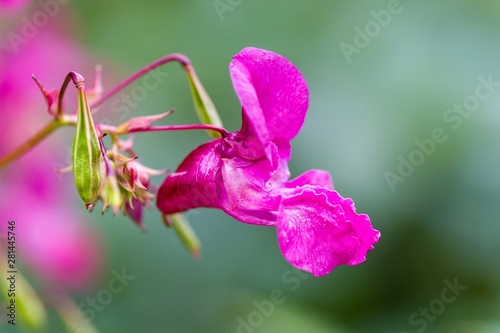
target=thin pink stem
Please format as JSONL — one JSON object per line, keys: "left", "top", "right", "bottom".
{"left": 91, "top": 53, "right": 191, "bottom": 108}
{"left": 126, "top": 124, "right": 228, "bottom": 137}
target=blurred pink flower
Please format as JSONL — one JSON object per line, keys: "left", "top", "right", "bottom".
{"left": 0, "top": 21, "right": 103, "bottom": 290}
{"left": 0, "top": 0, "right": 29, "bottom": 13}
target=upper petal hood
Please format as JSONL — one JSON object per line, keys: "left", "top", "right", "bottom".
{"left": 229, "top": 47, "right": 309, "bottom": 161}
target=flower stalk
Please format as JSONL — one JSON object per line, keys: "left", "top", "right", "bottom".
{"left": 0, "top": 119, "right": 63, "bottom": 168}
{"left": 0, "top": 53, "right": 224, "bottom": 168}
{"left": 49, "top": 288, "right": 100, "bottom": 333}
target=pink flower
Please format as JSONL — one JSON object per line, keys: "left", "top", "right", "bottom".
{"left": 157, "top": 47, "right": 380, "bottom": 276}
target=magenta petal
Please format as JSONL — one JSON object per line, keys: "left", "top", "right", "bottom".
{"left": 229, "top": 47, "right": 309, "bottom": 156}
{"left": 277, "top": 188, "right": 380, "bottom": 276}
{"left": 284, "top": 169, "right": 334, "bottom": 190}
{"left": 218, "top": 153, "right": 281, "bottom": 226}
{"left": 157, "top": 140, "right": 223, "bottom": 215}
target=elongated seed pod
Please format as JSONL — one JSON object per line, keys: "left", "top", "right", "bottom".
{"left": 72, "top": 80, "right": 101, "bottom": 208}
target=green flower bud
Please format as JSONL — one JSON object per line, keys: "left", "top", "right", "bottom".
{"left": 72, "top": 81, "right": 102, "bottom": 208}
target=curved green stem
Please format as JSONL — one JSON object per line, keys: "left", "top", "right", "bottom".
{"left": 0, "top": 120, "right": 65, "bottom": 168}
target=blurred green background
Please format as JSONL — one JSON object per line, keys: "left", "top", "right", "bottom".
{"left": 3, "top": 0, "right": 500, "bottom": 332}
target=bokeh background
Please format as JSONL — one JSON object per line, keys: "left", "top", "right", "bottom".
{"left": 1, "top": 1, "right": 500, "bottom": 332}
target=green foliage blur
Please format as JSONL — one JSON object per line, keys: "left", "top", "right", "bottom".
{"left": 5, "top": 0, "right": 500, "bottom": 332}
